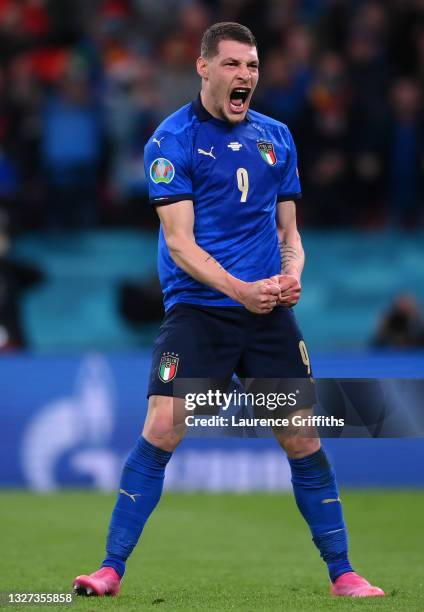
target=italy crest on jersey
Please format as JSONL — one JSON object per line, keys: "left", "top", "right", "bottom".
{"left": 257, "top": 141, "right": 277, "bottom": 166}
{"left": 158, "top": 353, "right": 179, "bottom": 382}
{"left": 150, "top": 158, "right": 175, "bottom": 184}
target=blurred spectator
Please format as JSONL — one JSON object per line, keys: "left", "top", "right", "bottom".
{"left": 104, "top": 52, "right": 159, "bottom": 224}
{"left": 7, "top": 56, "right": 43, "bottom": 227}
{"left": 316, "top": 0, "right": 351, "bottom": 52}
{"left": 41, "top": 68, "right": 104, "bottom": 229}
{"left": 156, "top": 34, "right": 200, "bottom": 117}
{"left": 385, "top": 78, "right": 424, "bottom": 227}
{"left": 298, "top": 52, "right": 354, "bottom": 225}
{"left": 256, "top": 26, "right": 314, "bottom": 126}
{"left": 372, "top": 294, "right": 424, "bottom": 348}
{"left": 413, "top": 26, "right": 424, "bottom": 84}
{"left": 132, "top": 0, "right": 183, "bottom": 40}
{"left": 0, "top": 147, "right": 19, "bottom": 229}
{"left": 389, "top": 0, "right": 424, "bottom": 75}
{"left": 179, "top": 2, "right": 211, "bottom": 60}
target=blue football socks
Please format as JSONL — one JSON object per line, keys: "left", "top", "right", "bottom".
{"left": 102, "top": 437, "right": 172, "bottom": 578}
{"left": 288, "top": 447, "right": 353, "bottom": 582}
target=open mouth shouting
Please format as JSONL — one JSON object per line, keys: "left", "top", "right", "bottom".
{"left": 228, "top": 87, "right": 251, "bottom": 115}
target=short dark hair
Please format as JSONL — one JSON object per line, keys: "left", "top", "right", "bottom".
{"left": 200, "top": 22, "right": 257, "bottom": 59}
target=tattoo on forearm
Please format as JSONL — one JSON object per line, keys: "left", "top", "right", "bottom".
{"left": 279, "top": 240, "right": 300, "bottom": 272}
{"left": 205, "top": 254, "right": 223, "bottom": 270}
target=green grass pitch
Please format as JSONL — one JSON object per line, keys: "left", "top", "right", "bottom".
{"left": 1, "top": 491, "right": 423, "bottom": 611}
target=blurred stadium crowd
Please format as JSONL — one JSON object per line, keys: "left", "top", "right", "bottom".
{"left": 0, "top": 0, "right": 422, "bottom": 238}
{"left": 0, "top": 0, "right": 423, "bottom": 352}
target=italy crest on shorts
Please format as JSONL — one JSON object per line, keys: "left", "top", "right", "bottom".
{"left": 257, "top": 141, "right": 277, "bottom": 165}
{"left": 158, "top": 353, "right": 179, "bottom": 382}
{"left": 150, "top": 158, "right": 175, "bottom": 184}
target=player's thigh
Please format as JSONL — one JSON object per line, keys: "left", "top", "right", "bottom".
{"left": 237, "top": 307, "right": 316, "bottom": 412}
{"left": 240, "top": 307, "right": 312, "bottom": 378}
{"left": 147, "top": 303, "right": 242, "bottom": 405}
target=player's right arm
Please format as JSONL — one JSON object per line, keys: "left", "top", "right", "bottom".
{"left": 156, "top": 200, "right": 280, "bottom": 314}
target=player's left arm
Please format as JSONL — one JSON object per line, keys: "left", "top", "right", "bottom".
{"left": 275, "top": 200, "right": 305, "bottom": 306}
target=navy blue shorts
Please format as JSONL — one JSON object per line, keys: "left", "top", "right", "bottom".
{"left": 147, "top": 303, "right": 316, "bottom": 410}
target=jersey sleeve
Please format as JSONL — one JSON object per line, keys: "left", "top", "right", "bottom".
{"left": 277, "top": 127, "right": 302, "bottom": 202}
{"left": 144, "top": 131, "right": 193, "bottom": 206}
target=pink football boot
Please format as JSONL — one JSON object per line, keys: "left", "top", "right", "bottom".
{"left": 331, "top": 572, "right": 385, "bottom": 597}
{"left": 73, "top": 567, "right": 121, "bottom": 597}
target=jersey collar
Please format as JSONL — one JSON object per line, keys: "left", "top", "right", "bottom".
{"left": 192, "top": 94, "right": 252, "bottom": 124}
{"left": 192, "top": 94, "right": 214, "bottom": 121}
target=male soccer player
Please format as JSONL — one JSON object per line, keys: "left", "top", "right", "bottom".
{"left": 73, "top": 23, "right": 384, "bottom": 598}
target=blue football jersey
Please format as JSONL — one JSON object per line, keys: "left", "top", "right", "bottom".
{"left": 144, "top": 96, "right": 302, "bottom": 310}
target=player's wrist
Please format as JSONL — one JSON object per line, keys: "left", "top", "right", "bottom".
{"left": 227, "top": 277, "right": 248, "bottom": 304}
{"left": 281, "top": 270, "right": 301, "bottom": 285}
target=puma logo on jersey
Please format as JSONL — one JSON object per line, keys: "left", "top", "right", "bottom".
{"left": 153, "top": 137, "right": 164, "bottom": 148}
{"left": 198, "top": 146, "right": 216, "bottom": 159}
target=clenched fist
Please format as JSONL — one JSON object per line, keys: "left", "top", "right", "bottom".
{"left": 240, "top": 278, "right": 281, "bottom": 314}
{"left": 270, "top": 274, "right": 302, "bottom": 307}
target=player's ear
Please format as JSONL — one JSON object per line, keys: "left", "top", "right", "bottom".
{"left": 196, "top": 56, "right": 208, "bottom": 80}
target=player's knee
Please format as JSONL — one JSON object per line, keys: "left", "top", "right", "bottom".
{"left": 142, "top": 395, "right": 185, "bottom": 452}
{"left": 143, "top": 418, "right": 183, "bottom": 451}
{"left": 281, "top": 436, "right": 320, "bottom": 459}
